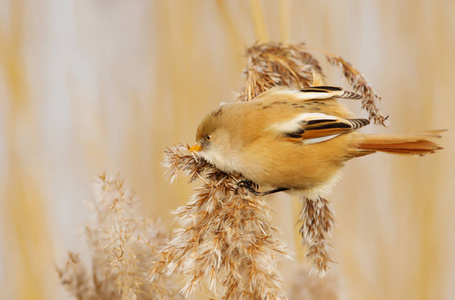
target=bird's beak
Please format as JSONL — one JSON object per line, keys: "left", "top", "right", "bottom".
{"left": 189, "top": 144, "right": 202, "bottom": 152}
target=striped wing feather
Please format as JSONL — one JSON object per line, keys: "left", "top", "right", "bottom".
{"left": 284, "top": 117, "right": 370, "bottom": 141}
{"left": 300, "top": 86, "right": 362, "bottom": 100}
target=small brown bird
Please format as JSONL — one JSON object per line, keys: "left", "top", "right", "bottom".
{"left": 190, "top": 86, "right": 444, "bottom": 198}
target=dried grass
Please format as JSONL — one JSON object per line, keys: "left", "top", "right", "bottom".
{"left": 326, "top": 54, "right": 387, "bottom": 126}
{"left": 57, "top": 173, "right": 183, "bottom": 300}
{"left": 239, "top": 42, "right": 323, "bottom": 102}
{"left": 298, "top": 197, "right": 336, "bottom": 276}
{"left": 152, "top": 145, "right": 288, "bottom": 299}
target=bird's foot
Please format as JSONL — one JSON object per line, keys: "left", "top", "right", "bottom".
{"left": 237, "top": 179, "right": 259, "bottom": 195}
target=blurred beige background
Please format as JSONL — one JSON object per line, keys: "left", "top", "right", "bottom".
{"left": 1, "top": 0, "right": 454, "bottom": 299}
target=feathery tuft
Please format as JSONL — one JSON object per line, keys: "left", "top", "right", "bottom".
{"left": 326, "top": 54, "right": 388, "bottom": 126}
{"left": 58, "top": 173, "right": 183, "bottom": 300}
{"left": 298, "top": 197, "right": 336, "bottom": 276}
{"left": 239, "top": 42, "right": 325, "bottom": 102}
{"left": 152, "top": 145, "right": 289, "bottom": 299}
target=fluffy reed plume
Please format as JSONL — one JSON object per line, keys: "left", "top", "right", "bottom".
{"left": 58, "top": 251, "right": 103, "bottom": 299}
{"left": 326, "top": 54, "right": 387, "bottom": 126}
{"left": 58, "top": 173, "right": 183, "bottom": 300}
{"left": 239, "top": 42, "right": 323, "bottom": 102}
{"left": 298, "top": 197, "right": 336, "bottom": 276}
{"left": 152, "top": 145, "right": 288, "bottom": 299}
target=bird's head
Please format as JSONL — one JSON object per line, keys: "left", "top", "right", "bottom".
{"left": 190, "top": 105, "right": 239, "bottom": 173}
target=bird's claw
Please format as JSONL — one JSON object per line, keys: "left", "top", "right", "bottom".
{"left": 237, "top": 180, "right": 260, "bottom": 195}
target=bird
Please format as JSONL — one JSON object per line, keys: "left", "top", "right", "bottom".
{"left": 189, "top": 86, "right": 444, "bottom": 199}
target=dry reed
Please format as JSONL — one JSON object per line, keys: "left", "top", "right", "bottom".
{"left": 298, "top": 197, "right": 336, "bottom": 276}
{"left": 152, "top": 145, "right": 288, "bottom": 299}
{"left": 57, "top": 173, "right": 183, "bottom": 300}
{"left": 238, "top": 42, "right": 323, "bottom": 102}
{"left": 326, "top": 54, "right": 387, "bottom": 126}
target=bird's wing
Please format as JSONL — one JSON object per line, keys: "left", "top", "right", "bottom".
{"left": 254, "top": 86, "right": 362, "bottom": 102}
{"left": 297, "top": 86, "right": 363, "bottom": 100}
{"left": 272, "top": 113, "right": 370, "bottom": 144}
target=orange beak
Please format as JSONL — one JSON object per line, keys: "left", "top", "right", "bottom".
{"left": 189, "top": 144, "right": 202, "bottom": 152}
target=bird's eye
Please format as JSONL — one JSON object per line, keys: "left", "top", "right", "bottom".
{"left": 205, "top": 136, "right": 211, "bottom": 141}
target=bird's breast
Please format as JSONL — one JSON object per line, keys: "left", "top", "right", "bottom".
{"left": 200, "top": 147, "right": 243, "bottom": 175}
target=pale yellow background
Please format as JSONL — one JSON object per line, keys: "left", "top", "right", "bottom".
{"left": 1, "top": 1, "right": 454, "bottom": 299}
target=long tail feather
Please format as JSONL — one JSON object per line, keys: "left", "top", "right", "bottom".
{"left": 354, "top": 130, "right": 446, "bottom": 156}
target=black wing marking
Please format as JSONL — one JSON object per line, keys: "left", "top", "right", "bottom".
{"left": 283, "top": 118, "right": 370, "bottom": 142}
{"left": 300, "top": 86, "right": 362, "bottom": 100}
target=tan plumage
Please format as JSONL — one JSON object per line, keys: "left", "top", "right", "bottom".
{"left": 191, "top": 86, "right": 444, "bottom": 197}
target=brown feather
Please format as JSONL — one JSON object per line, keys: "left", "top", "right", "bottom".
{"left": 299, "top": 118, "right": 369, "bottom": 140}
{"left": 300, "top": 86, "right": 362, "bottom": 100}
{"left": 337, "top": 90, "right": 363, "bottom": 100}
{"left": 354, "top": 131, "right": 444, "bottom": 156}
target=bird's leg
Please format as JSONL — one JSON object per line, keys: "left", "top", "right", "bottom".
{"left": 260, "top": 187, "right": 290, "bottom": 195}
{"left": 237, "top": 180, "right": 289, "bottom": 196}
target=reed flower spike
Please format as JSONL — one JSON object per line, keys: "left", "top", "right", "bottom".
{"left": 152, "top": 145, "right": 289, "bottom": 299}
{"left": 58, "top": 173, "right": 183, "bottom": 300}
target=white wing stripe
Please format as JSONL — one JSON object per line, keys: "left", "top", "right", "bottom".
{"left": 270, "top": 113, "right": 340, "bottom": 133}
{"left": 294, "top": 92, "right": 333, "bottom": 100}
{"left": 303, "top": 134, "right": 341, "bottom": 144}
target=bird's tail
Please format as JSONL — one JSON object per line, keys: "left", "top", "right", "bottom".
{"left": 354, "top": 130, "right": 446, "bottom": 156}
